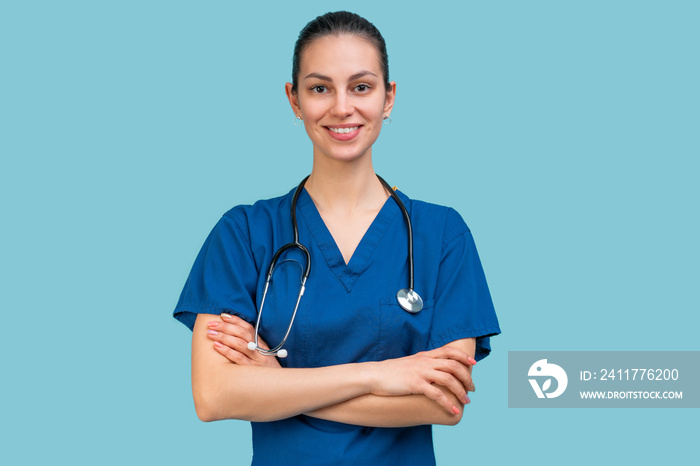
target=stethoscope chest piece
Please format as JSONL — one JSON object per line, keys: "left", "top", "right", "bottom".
{"left": 397, "top": 288, "right": 423, "bottom": 313}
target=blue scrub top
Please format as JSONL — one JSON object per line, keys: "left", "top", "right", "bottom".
{"left": 174, "top": 186, "right": 501, "bottom": 465}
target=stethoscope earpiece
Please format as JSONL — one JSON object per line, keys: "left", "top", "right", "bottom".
{"left": 247, "top": 341, "right": 289, "bottom": 358}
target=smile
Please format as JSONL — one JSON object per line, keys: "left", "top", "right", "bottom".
{"left": 325, "top": 125, "right": 362, "bottom": 141}
{"left": 328, "top": 126, "right": 359, "bottom": 134}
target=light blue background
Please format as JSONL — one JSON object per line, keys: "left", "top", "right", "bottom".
{"left": 1, "top": 1, "right": 697, "bottom": 464}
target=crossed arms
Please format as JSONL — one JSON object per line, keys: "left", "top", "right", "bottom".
{"left": 191, "top": 313, "right": 476, "bottom": 428}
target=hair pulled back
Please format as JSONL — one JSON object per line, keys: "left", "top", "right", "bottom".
{"left": 291, "top": 11, "right": 389, "bottom": 93}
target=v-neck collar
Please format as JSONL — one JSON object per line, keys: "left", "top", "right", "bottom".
{"left": 296, "top": 187, "right": 403, "bottom": 292}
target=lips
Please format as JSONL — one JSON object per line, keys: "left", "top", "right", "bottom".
{"left": 324, "top": 124, "right": 362, "bottom": 141}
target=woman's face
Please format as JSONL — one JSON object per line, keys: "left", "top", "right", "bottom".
{"left": 286, "top": 34, "right": 395, "bottom": 164}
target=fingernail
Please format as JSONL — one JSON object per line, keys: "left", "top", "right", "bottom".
{"left": 465, "top": 395, "right": 471, "bottom": 404}
{"left": 207, "top": 330, "right": 218, "bottom": 336}
{"left": 469, "top": 384, "right": 476, "bottom": 392}
{"left": 452, "top": 406, "right": 460, "bottom": 415}
{"left": 207, "top": 321, "right": 219, "bottom": 328}
{"left": 468, "top": 357, "right": 477, "bottom": 365}
{"left": 214, "top": 341, "right": 223, "bottom": 349}
{"left": 221, "top": 313, "right": 232, "bottom": 319}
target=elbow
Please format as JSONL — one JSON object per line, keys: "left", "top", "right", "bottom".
{"left": 433, "top": 386, "right": 464, "bottom": 426}
{"left": 193, "top": 378, "right": 237, "bottom": 422}
{"left": 435, "top": 398, "right": 464, "bottom": 426}
{"left": 192, "top": 367, "right": 243, "bottom": 422}
{"left": 195, "top": 400, "right": 271, "bottom": 423}
{"left": 435, "top": 408, "right": 463, "bottom": 426}
{"left": 192, "top": 382, "right": 261, "bottom": 423}
{"left": 195, "top": 403, "right": 217, "bottom": 423}
{"left": 196, "top": 409, "right": 217, "bottom": 423}
{"left": 193, "top": 386, "right": 220, "bottom": 422}
{"left": 445, "top": 406, "right": 464, "bottom": 426}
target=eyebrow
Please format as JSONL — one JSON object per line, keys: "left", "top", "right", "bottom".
{"left": 303, "top": 70, "right": 378, "bottom": 81}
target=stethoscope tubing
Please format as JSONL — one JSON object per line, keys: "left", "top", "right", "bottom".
{"left": 376, "top": 175, "right": 415, "bottom": 292}
{"left": 248, "top": 174, "right": 421, "bottom": 358}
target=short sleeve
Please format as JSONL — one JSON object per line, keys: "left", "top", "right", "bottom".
{"left": 173, "top": 211, "right": 259, "bottom": 331}
{"left": 427, "top": 210, "right": 501, "bottom": 361}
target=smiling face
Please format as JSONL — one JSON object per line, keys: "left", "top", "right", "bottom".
{"left": 286, "top": 34, "right": 395, "bottom": 164}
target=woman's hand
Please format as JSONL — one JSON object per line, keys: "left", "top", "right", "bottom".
{"left": 206, "top": 313, "right": 281, "bottom": 369}
{"left": 366, "top": 346, "right": 477, "bottom": 415}
{"left": 205, "top": 314, "right": 474, "bottom": 416}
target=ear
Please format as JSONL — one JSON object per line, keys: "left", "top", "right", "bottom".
{"left": 383, "top": 81, "right": 396, "bottom": 117}
{"left": 285, "top": 82, "right": 302, "bottom": 117}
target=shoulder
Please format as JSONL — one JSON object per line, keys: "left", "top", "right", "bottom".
{"left": 397, "top": 191, "right": 471, "bottom": 245}
{"left": 219, "top": 188, "right": 296, "bottom": 236}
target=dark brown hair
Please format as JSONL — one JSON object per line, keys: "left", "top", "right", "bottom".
{"left": 291, "top": 11, "right": 390, "bottom": 92}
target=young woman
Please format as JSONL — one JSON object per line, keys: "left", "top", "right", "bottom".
{"left": 174, "top": 11, "right": 500, "bottom": 465}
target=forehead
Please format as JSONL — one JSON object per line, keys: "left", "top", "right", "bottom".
{"left": 299, "top": 34, "right": 382, "bottom": 78}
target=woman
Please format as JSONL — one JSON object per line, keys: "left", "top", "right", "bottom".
{"left": 174, "top": 11, "right": 500, "bottom": 465}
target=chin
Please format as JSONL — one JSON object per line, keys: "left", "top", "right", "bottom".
{"left": 323, "top": 147, "right": 371, "bottom": 163}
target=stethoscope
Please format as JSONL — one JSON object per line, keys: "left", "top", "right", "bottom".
{"left": 247, "top": 174, "right": 423, "bottom": 358}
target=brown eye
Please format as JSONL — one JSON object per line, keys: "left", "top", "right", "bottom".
{"left": 355, "top": 84, "right": 370, "bottom": 92}
{"left": 311, "top": 85, "right": 327, "bottom": 94}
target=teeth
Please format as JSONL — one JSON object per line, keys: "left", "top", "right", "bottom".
{"left": 329, "top": 126, "right": 359, "bottom": 134}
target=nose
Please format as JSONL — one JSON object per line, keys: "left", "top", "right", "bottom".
{"left": 330, "top": 92, "right": 353, "bottom": 118}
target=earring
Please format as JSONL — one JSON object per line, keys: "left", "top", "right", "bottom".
{"left": 293, "top": 115, "right": 303, "bottom": 126}
{"left": 383, "top": 115, "right": 392, "bottom": 125}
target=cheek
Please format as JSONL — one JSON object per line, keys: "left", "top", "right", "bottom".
{"left": 301, "top": 122, "right": 317, "bottom": 141}
{"left": 369, "top": 105, "right": 387, "bottom": 127}
{"left": 299, "top": 101, "right": 326, "bottom": 122}
{"left": 370, "top": 97, "right": 388, "bottom": 118}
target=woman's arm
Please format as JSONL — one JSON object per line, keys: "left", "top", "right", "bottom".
{"left": 304, "top": 338, "right": 476, "bottom": 427}
{"left": 199, "top": 313, "right": 476, "bottom": 426}
{"left": 194, "top": 313, "right": 368, "bottom": 422}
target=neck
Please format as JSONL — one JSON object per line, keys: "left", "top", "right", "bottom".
{"left": 304, "top": 149, "right": 388, "bottom": 213}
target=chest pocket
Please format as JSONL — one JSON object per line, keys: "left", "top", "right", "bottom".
{"left": 299, "top": 295, "right": 383, "bottom": 368}
{"left": 377, "top": 298, "right": 434, "bottom": 360}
